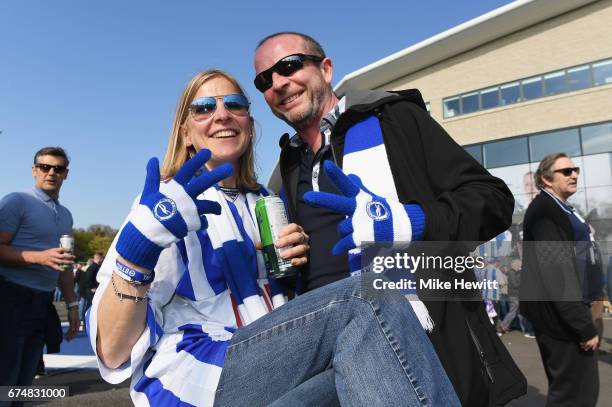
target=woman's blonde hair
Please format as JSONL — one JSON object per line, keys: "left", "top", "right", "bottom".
{"left": 160, "top": 70, "right": 258, "bottom": 190}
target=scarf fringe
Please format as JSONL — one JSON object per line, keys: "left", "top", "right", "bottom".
{"left": 405, "top": 296, "right": 434, "bottom": 332}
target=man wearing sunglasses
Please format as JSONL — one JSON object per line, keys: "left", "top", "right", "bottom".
{"left": 0, "top": 146, "right": 79, "bottom": 391}
{"left": 254, "top": 32, "right": 526, "bottom": 406}
{"left": 521, "top": 152, "right": 600, "bottom": 406}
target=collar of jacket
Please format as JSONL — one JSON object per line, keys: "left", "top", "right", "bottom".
{"left": 527, "top": 191, "right": 574, "bottom": 241}
{"left": 277, "top": 88, "right": 427, "bottom": 217}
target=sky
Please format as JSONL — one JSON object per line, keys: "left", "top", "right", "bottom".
{"left": 0, "top": 0, "right": 514, "bottom": 229}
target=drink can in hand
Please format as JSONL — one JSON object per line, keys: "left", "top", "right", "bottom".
{"left": 59, "top": 235, "right": 74, "bottom": 270}
{"left": 255, "top": 196, "right": 297, "bottom": 279}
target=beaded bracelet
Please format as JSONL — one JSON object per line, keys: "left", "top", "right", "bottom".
{"left": 111, "top": 274, "right": 149, "bottom": 303}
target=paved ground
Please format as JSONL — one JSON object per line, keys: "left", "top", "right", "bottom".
{"left": 30, "top": 306, "right": 612, "bottom": 406}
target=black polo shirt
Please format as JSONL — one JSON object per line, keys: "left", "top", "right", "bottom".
{"left": 295, "top": 144, "right": 350, "bottom": 291}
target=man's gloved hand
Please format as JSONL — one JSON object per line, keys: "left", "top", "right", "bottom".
{"left": 304, "top": 161, "right": 425, "bottom": 255}
{"left": 116, "top": 149, "right": 233, "bottom": 270}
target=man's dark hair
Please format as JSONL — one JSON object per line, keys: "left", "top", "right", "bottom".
{"left": 534, "top": 152, "right": 568, "bottom": 190}
{"left": 256, "top": 32, "right": 326, "bottom": 58}
{"left": 33, "top": 146, "right": 70, "bottom": 166}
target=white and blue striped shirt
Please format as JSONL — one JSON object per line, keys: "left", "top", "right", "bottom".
{"left": 87, "top": 188, "right": 284, "bottom": 406}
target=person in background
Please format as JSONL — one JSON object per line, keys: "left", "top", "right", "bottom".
{"left": 76, "top": 260, "right": 92, "bottom": 330}
{"left": 498, "top": 258, "right": 522, "bottom": 334}
{"left": 87, "top": 253, "right": 103, "bottom": 297}
{"left": 521, "top": 152, "right": 599, "bottom": 406}
{"left": 0, "top": 147, "right": 79, "bottom": 396}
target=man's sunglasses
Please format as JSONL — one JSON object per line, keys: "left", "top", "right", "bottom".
{"left": 35, "top": 164, "right": 67, "bottom": 174}
{"left": 253, "top": 54, "right": 324, "bottom": 92}
{"left": 189, "top": 94, "right": 250, "bottom": 121}
{"left": 554, "top": 167, "right": 580, "bottom": 176}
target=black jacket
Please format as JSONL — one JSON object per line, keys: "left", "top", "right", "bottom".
{"left": 279, "top": 89, "right": 526, "bottom": 406}
{"left": 520, "top": 191, "right": 598, "bottom": 342}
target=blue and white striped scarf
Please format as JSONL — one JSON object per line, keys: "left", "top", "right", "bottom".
{"left": 203, "top": 186, "right": 286, "bottom": 325}
{"left": 341, "top": 113, "right": 434, "bottom": 331}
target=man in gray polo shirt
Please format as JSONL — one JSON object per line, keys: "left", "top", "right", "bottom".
{"left": 0, "top": 146, "right": 79, "bottom": 391}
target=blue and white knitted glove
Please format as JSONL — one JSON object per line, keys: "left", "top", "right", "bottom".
{"left": 116, "top": 149, "right": 233, "bottom": 270}
{"left": 304, "top": 160, "right": 425, "bottom": 255}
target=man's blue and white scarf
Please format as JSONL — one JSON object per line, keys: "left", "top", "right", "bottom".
{"left": 341, "top": 114, "right": 434, "bottom": 331}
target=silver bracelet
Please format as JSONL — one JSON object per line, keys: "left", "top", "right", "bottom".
{"left": 111, "top": 274, "right": 149, "bottom": 303}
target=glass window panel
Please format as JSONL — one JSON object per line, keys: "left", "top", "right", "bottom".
{"left": 544, "top": 71, "right": 567, "bottom": 96}
{"left": 500, "top": 82, "right": 520, "bottom": 105}
{"left": 464, "top": 145, "right": 482, "bottom": 164}
{"left": 567, "top": 65, "right": 592, "bottom": 91}
{"left": 461, "top": 92, "right": 479, "bottom": 114}
{"left": 484, "top": 137, "right": 529, "bottom": 168}
{"left": 584, "top": 186, "right": 612, "bottom": 226}
{"left": 443, "top": 97, "right": 460, "bottom": 118}
{"left": 593, "top": 59, "right": 612, "bottom": 86}
{"left": 529, "top": 128, "right": 581, "bottom": 162}
{"left": 582, "top": 153, "right": 612, "bottom": 188}
{"left": 480, "top": 87, "right": 500, "bottom": 109}
{"left": 582, "top": 122, "right": 612, "bottom": 155}
{"left": 521, "top": 76, "right": 543, "bottom": 101}
{"left": 488, "top": 163, "right": 531, "bottom": 198}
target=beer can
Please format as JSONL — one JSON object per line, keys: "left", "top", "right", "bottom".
{"left": 59, "top": 235, "right": 74, "bottom": 270}
{"left": 255, "top": 196, "right": 297, "bottom": 279}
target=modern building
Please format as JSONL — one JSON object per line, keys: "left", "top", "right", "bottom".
{"left": 335, "top": 0, "right": 612, "bottom": 242}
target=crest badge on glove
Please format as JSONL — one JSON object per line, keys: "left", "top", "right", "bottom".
{"left": 154, "top": 198, "right": 177, "bottom": 221}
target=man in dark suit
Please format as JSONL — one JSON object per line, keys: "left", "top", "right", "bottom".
{"left": 521, "top": 152, "right": 599, "bottom": 406}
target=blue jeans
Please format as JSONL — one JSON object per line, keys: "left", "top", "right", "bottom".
{"left": 214, "top": 274, "right": 460, "bottom": 406}
{"left": 500, "top": 296, "right": 519, "bottom": 330}
{"left": 0, "top": 278, "right": 53, "bottom": 407}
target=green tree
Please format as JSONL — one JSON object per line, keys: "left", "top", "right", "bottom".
{"left": 72, "top": 225, "right": 117, "bottom": 262}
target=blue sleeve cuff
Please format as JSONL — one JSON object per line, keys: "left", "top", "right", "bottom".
{"left": 405, "top": 204, "right": 426, "bottom": 241}
{"left": 115, "top": 222, "right": 163, "bottom": 271}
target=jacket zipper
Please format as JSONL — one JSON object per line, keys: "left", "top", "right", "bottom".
{"left": 466, "top": 319, "right": 495, "bottom": 383}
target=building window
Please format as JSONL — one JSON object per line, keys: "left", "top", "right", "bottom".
{"left": 443, "top": 97, "right": 460, "bottom": 118}
{"left": 544, "top": 71, "right": 566, "bottom": 96}
{"left": 581, "top": 122, "right": 612, "bottom": 155}
{"left": 484, "top": 137, "right": 529, "bottom": 168}
{"left": 567, "top": 65, "right": 592, "bottom": 91}
{"left": 521, "top": 76, "right": 543, "bottom": 101}
{"left": 593, "top": 59, "right": 612, "bottom": 86}
{"left": 480, "top": 86, "right": 500, "bottom": 109}
{"left": 461, "top": 92, "right": 479, "bottom": 114}
{"left": 500, "top": 82, "right": 520, "bottom": 105}
{"left": 442, "top": 57, "right": 612, "bottom": 118}
{"left": 529, "top": 128, "right": 581, "bottom": 162}
{"left": 582, "top": 154, "right": 612, "bottom": 188}
{"left": 464, "top": 145, "right": 483, "bottom": 164}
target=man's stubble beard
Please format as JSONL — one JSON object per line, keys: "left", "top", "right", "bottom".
{"left": 275, "top": 86, "right": 328, "bottom": 132}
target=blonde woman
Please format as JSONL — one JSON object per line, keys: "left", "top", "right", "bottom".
{"left": 89, "top": 70, "right": 458, "bottom": 406}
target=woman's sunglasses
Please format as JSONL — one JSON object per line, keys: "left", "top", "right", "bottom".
{"left": 253, "top": 54, "right": 324, "bottom": 92}
{"left": 189, "top": 94, "right": 250, "bottom": 121}
{"left": 554, "top": 167, "right": 580, "bottom": 176}
{"left": 35, "top": 164, "right": 67, "bottom": 174}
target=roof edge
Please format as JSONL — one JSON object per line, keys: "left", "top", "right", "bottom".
{"left": 334, "top": 0, "right": 600, "bottom": 95}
